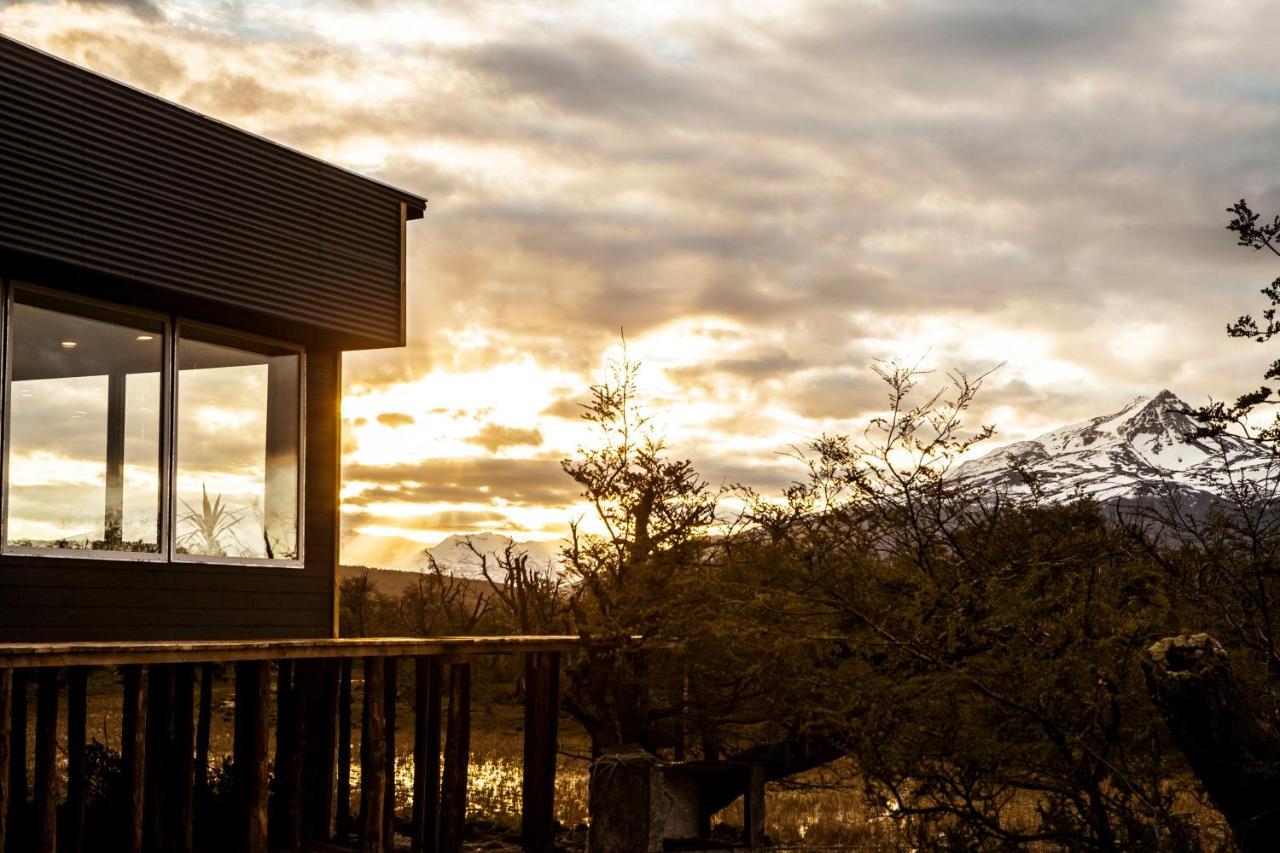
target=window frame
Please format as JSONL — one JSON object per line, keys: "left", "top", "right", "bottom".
{"left": 0, "top": 280, "right": 173, "bottom": 562}
{"left": 169, "top": 319, "right": 307, "bottom": 569}
{"left": 0, "top": 280, "right": 308, "bottom": 568}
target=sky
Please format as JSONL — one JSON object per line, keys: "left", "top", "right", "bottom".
{"left": 3, "top": 0, "right": 1280, "bottom": 561}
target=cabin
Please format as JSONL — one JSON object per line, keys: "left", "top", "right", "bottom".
{"left": 0, "top": 34, "right": 425, "bottom": 642}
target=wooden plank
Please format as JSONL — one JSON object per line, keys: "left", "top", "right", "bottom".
{"left": 411, "top": 656, "right": 442, "bottom": 853}
{"left": 65, "top": 667, "right": 88, "bottom": 853}
{"left": 121, "top": 665, "right": 147, "bottom": 853}
{"left": 32, "top": 669, "right": 57, "bottom": 853}
{"left": 281, "top": 660, "right": 306, "bottom": 852}
{"left": 0, "top": 669, "right": 9, "bottom": 853}
{"left": 300, "top": 658, "right": 338, "bottom": 842}
{"left": 173, "top": 664, "right": 195, "bottom": 853}
{"left": 520, "top": 652, "right": 560, "bottom": 853}
{"left": 195, "top": 664, "right": 213, "bottom": 811}
{"left": 234, "top": 661, "right": 270, "bottom": 853}
{"left": 8, "top": 669, "right": 26, "bottom": 850}
{"left": 144, "top": 664, "right": 174, "bottom": 852}
{"left": 383, "top": 658, "right": 398, "bottom": 852}
{"left": 336, "top": 658, "right": 353, "bottom": 842}
{"left": 438, "top": 663, "right": 471, "bottom": 853}
{"left": 0, "top": 636, "right": 582, "bottom": 668}
{"left": 359, "top": 657, "right": 386, "bottom": 853}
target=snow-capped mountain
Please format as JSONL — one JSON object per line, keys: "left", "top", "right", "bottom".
{"left": 342, "top": 530, "right": 561, "bottom": 577}
{"left": 954, "top": 390, "right": 1274, "bottom": 507}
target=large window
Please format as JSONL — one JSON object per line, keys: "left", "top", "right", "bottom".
{"left": 1, "top": 284, "right": 304, "bottom": 564}
{"left": 175, "top": 327, "right": 301, "bottom": 562}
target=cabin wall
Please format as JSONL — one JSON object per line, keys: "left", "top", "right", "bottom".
{"left": 0, "top": 346, "right": 339, "bottom": 642}
{"left": 0, "top": 34, "right": 419, "bottom": 352}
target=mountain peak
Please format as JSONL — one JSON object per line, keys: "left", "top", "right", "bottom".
{"left": 954, "top": 389, "right": 1267, "bottom": 504}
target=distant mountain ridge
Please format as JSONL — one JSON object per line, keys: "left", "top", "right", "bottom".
{"left": 342, "top": 530, "right": 561, "bottom": 577}
{"left": 954, "top": 390, "right": 1273, "bottom": 507}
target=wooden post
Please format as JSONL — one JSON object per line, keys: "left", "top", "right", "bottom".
{"left": 301, "top": 659, "right": 339, "bottom": 842}
{"left": 521, "top": 652, "right": 560, "bottom": 852}
{"left": 8, "top": 669, "right": 26, "bottom": 853}
{"left": 195, "top": 664, "right": 213, "bottom": 811}
{"left": 121, "top": 666, "right": 147, "bottom": 853}
{"left": 279, "top": 660, "right": 306, "bottom": 852}
{"left": 0, "top": 669, "right": 10, "bottom": 853}
{"left": 173, "top": 665, "right": 196, "bottom": 853}
{"left": 145, "top": 664, "right": 174, "bottom": 852}
{"left": 360, "top": 657, "right": 386, "bottom": 853}
{"left": 743, "top": 765, "right": 765, "bottom": 846}
{"left": 438, "top": 663, "right": 471, "bottom": 853}
{"left": 33, "top": 669, "right": 57, "bottom": 853}
{"left": 234, "top": 661, "right": 270, "bottom": 853}
{"left": 383, "top": 658, "right": 397, "bottom": 852}
{"left": 65, "top": 667, "right": 88, "bottom": 853}
{"left": 337, "top": 658, "right": 353, "bottom": 841}
{"left": 411, "top": 657, "right": 442, "bottom": 853}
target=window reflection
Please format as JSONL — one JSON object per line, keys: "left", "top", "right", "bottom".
{"left": 175, "top": 330, "right": 300, "bottom": 561}
{"left": 5, "top": 291, "right": 163, "bottom": 552}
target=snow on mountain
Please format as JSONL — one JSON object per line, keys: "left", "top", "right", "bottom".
{"left": 953, "top": 390, "right": 1273, "bottom": 505}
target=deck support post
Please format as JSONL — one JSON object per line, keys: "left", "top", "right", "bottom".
{"left": 33, "top": 669, "right": 57, "bottom": 853}
{"left": 0, "top": 669, "right": 9, "bottom": 853}
{"left": 173, "top": 665, "right": 195, "bottom": 853}
{"left": 360, "top": 656, "right": 387, "bottom": 853}
{"left": 275, "top": 660, "right": 305, "bottom": 852}
{"left": 65, "top": 667, "right": 88, "bottom": 853}
{"left": 301, "top": 659, "right": 339, "bottom": 842}
{"left": 744, "top": 765, "right": 766, "bottom": 845}
{"left": 411, "top": 656, "right": 442, "bottom": 853}
{"left": 145, "top": 664, "right": 174, "bottom": 852}
{"left": 337, "top": 658, "right": 353, "bottom": 841}
{"left": 439, "top": 662, "right": 471, "bottom": 853}
{"left": 521, "top": 651, "right": 561, "bottom": 852}
{"left": 121, "top": 666, "right": 147, "bottom": 853}
{"left": 195, "top": 664, "right": 213, "bottom": 813}
{"left": 234, "top": 661, "right": 270, "bottom": 853}
{"left": 383, "top": 658, "right": 398, "bottom": 852}
{"left": 8, "top": 669, "right": 27, "bottom": 853}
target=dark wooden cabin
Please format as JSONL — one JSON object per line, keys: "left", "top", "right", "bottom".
{"left": 0, "top": 34, "right": 425, "bottom": 642}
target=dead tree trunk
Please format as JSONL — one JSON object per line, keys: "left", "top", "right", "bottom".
{"left": 1143, "top": 634, "right": 1280, "bottom": 853}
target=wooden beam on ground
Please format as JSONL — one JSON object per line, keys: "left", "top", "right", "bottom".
{"left": 121, "top": 666, "right": 147, "bottom": 853}
{"left": 234, "top": 661, "right": 270, "bottom": 853}
{"left": 411, "top": 656, "right": 441, "bottom": 853}
{"left": 65, "top": 667, "right": 88, "bottom": 853}
{"left": 33, "top": 668, "right": 57, "bottom": 853}
{"left": 173, "top": 665, "right": 196, "bottom": 853}
{"left": 438, "top": 663, "right": 471, "bottom": 853}
{"left": 0, "top": 669, "right": 9, "bottom": 853}
{"left": 8, "top": 669, "right": 26, "bottom": 852}
{"left": 520, "top": 651, "right": 560, "bottom": 853}
{"left": 383, "top": 658, "right": 397, "bottom": 852}
{"left": 359, "top": 657, "right": 386, "bottom": 853}
{"left": 336, "top": 659, "right": 353, "bottom": 842}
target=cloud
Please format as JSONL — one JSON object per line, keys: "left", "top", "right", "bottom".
{"left": 66, "top": 0, "right": 163, "bottom": 21}
{"left": 345, "top": 458, "right": 575, "bottom": 508}
{"left": 465, "top": 423, "right": 545, "bottom": 453}
{"left": 376, "top": 412, "right": 416, "bottom": 427}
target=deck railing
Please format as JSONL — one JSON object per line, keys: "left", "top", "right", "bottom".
{"left": 0, "top": 635, "right": 579, "bottom": 853}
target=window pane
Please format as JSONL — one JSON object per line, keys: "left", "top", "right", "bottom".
{"left": 176, "top": 331, "right": 300, "bottom": 560}
{"left": 5, "top": 292, "right": 163, "bottom": 552}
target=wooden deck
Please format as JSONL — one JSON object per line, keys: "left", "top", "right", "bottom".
{"left": 0, "top": 635, "right": 579, "bottom": 853}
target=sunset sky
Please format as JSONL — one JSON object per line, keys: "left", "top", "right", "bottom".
{"left": 3, "top": 0, "right": 1279, "bottom": 561}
